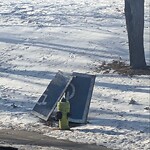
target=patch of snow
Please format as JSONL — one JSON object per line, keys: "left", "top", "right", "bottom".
{"left": 0, "top": 0, "right": 150, "bottom": 150}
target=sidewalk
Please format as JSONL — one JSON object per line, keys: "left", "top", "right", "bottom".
{"left": 0, "top": 129, "right": 112, "bottom": 150}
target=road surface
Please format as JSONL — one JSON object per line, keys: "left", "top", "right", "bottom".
{"left": 0, "top": 129, "right": 113, "bottom": 150}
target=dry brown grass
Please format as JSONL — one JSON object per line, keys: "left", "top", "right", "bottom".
{"left": 95, "top": 60, "right": 150, "bottom": 77}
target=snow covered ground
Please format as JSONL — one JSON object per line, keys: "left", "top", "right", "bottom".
{"left": 0, "top": 0, "right": 150, "bottom": 149}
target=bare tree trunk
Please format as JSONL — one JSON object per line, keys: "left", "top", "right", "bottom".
{"left": 125, "top": 0, "right": 146, "bottom": 69}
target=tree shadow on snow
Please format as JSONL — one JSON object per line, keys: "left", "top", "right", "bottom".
{"left": 95, "top": 81, "right": 150, "bottom": 94}
{"left": 88, "top": 108, "right": 150, "bottom": 133}
{"left": 0, "top": 66, "right": 54, "bottom": 80}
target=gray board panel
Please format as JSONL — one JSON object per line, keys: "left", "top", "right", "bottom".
{"left": 32, "top": 71, "right": 72, "bottom": 121}
{"left": 66, "top": 72, "right": 96, "bottom": 124}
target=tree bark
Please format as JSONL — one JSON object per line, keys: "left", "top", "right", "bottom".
{"left": 125, "top": 0, "right": 146, "bottom": 69}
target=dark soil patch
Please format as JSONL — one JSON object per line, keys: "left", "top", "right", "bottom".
{"left": 94, "top": 60, "right": 150, "bottom": 77}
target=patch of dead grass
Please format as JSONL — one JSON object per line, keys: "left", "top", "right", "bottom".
{"left": 95, "top": 60, "right": 150, "bottom": 76}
